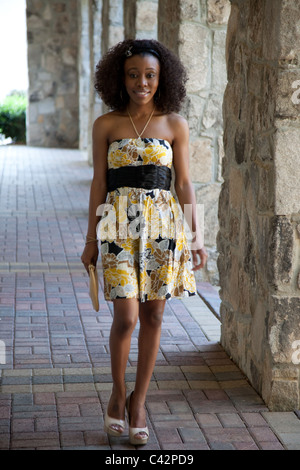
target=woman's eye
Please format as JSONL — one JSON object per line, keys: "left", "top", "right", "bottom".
{"left": 128, "top": 73, "right": 156, "bottom": 79}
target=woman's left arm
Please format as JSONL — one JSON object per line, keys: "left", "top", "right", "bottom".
{"left": 171, "top": 115, "right": 208, "bottom": 271}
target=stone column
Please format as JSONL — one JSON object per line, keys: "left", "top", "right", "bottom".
{"left": 219, "top": 0, "right": 300, "bottom": 410}
{"left": 124, "top": 0, "right": 158, "bottom": 41}
{"left": 124, "top": 0, "right": 137, "bottom": 38}
{"left": 102, "top": 0, "right": 124, "bottom": 52}
{"left": 87, "top": 0, "right": 103, "bottom": 164}
{"left": 85, "top": 0, "right": 124, "bottom": 162}
{"left": 26, "top": 0, "right": 79, "bottom": 148}
{"left": 99, "top": 0, "right": 124, "bottom": 119}
{"left": 78, "top": 0, "right": 92, "bottom": 151}
{"left": 136, "top": 0, "right": 158, "bottom": 39}
{"left": 124, "top": 0, "right": 158, "bottom": 39}
{"left": 158, "top": 0, "right": 230, "bottom": 284}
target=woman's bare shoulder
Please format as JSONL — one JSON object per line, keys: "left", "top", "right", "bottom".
{"left": 167, "top": 113, "right": 188, "bottom": 130}
{"left": 93, "top": 111, "right": 121, "bottom": 140}
{"left": 93, "top": 111, "right": 117, "bottom": 129}
{"left": 93, "top": 111, "right": 126, "bottom": 137}
{"left": 166, "top": 112, "right": 189, "bottom": 141}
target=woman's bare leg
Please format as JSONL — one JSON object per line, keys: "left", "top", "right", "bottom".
{"left": 127, "top": 299, "right": 165, "bottom": 438}
{"left": 107, "top": 298, "right": 139, "bottom": 432}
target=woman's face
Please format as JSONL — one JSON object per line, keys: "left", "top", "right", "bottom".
{"left": 123, "top": 53, "right": 160, "bottom": 106}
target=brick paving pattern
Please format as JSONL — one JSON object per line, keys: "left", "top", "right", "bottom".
{"left": 0, "top": 146, "right": 298, "bottom": 450}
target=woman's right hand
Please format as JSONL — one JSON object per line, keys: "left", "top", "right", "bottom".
{"left": 81, "top": 242, "right": 99, "bottom": 274}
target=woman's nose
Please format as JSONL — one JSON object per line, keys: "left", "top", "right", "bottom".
{"left": 137, "top": 75, "right": 148, "bottom": 87}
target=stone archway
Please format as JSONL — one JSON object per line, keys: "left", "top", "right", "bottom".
{"left": 26, "top": 0, "right": 80, "bottom": 148}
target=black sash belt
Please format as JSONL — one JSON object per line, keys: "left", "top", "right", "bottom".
{"left": 107, "top": 164, "right": 172, "bottom": 192}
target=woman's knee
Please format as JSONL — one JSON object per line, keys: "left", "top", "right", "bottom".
{"left": 140, "top": 301, "right": 165, "bottom": 329}
{"left": 112, "top": 299, "right": 138, "bottom": 336}
{"left": 114, "top": 315, "right": 137, "bottom": 335}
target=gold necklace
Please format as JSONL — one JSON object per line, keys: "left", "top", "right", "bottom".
{"left": 127, "top": 107, "right": 155, "bottom": 140}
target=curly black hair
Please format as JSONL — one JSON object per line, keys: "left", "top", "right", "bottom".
{"left": 94, "top": 39, "right": 188, "bottom": 113}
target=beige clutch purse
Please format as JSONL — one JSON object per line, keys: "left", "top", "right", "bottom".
{"left": 88, "top": 264, "right": 99, "bottom": 312}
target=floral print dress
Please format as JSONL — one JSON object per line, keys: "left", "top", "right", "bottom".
{"left": 98, "top": 138, "right": 196, "bottom": 302}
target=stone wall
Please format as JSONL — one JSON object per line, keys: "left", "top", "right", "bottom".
{"left": 26, "top": 0, "right": 79, "bottom": 148}
{"left": 218, "top": 0, "right": 300, "bottom": 410}
{"left": 124, "top": 0, "right": 158, "bottom": 39}
{"left": 158, "top": 0, "right": 230, "bottom": 284}
{"left": 102, "top": 0, "right": 124, "bottom": 51}
{"left": 79, "top": 0, "right": 103, "bottom": 163}
{"left": 79, "top": 0, "right": 93, "bottom": 151}
{"left": 87, "top": 0, "right": 103, "bottom": 163}
{"left": 136, "top": 0, "right": 158, "bottom": 39}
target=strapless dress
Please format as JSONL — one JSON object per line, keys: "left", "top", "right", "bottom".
{"left": 98, "top": 137, "right": 196, "bottom": 302}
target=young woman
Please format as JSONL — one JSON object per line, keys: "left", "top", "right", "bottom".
{"left": 81, "top": 39, "right": 208, "bottom": 445}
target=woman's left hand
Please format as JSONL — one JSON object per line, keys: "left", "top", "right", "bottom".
{"left": 191, "top": 246, "right": 208, "bottom": 271}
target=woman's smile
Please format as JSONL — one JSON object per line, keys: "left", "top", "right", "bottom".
{"left": 133, "top": 90, "right": 150, "bottom": 98}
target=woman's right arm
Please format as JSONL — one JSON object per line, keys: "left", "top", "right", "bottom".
{"left": 81, "top": 116, "right": 109, "bottom": 272}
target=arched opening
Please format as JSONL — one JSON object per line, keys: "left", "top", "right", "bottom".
{"left": 0, "top": 0, "right": 28, "bottom": 145}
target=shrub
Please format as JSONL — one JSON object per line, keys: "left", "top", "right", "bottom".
{"left": 0, "top": 92, "right": 27, "bottom": 143}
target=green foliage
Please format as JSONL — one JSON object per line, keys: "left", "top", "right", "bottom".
{"left": 0, "top": 92, "right": 27, "bottom": 143}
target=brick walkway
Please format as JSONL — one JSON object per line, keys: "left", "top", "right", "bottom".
{"left": 0, "top": 145, "right": 299, "bottom": 451}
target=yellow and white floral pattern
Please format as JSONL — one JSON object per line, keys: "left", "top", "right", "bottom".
{"left": 99, "top": 138, "right": 196, "bottom": 302}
